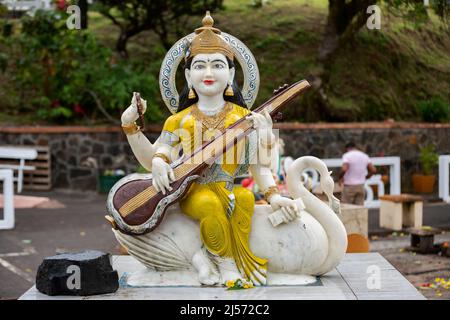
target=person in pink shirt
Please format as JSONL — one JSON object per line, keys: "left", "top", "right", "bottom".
{"left": 338, "top": 142, "right": 377, "bottom": 205}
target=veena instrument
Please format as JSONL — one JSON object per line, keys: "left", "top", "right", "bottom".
{"left": 106, "top": 80, "right": 311, "bottom": 235}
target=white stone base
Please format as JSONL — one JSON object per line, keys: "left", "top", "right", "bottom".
{"left": 19, "top": 253, "right": 425, "bottom": 300}
{"left": 123, "top": 265, "right": 318, "bottom": 287}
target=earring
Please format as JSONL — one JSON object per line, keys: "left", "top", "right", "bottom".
{"left": 225, "top": 83, "right": 234, "bottom": 96}
{"left": 188, "top": 85, "right": 196, "bottom": 99}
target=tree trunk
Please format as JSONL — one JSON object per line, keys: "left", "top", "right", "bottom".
{"left": 116, "top": 27, "right": 147, "bottom": 58}
{"left": 318, "top": 0, "right": 350, "bottom": 63}
{"left": 116, "top": 31, "right": 129, "bottom": 58}
{"left": 78, "top": 0, "right": 88, "bottom": 29}
{"left": 305, "top": 0, "right": 376, "bottom": 121}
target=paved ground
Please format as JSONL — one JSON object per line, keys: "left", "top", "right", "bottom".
{"left": 0, "top": 190, "right": 449, "bottom": 299}
{"left": 370, "top": 234, "right": 450, "bottom": 300}
{"left": 0, "top": 190, "right": 118, "bottom": 300}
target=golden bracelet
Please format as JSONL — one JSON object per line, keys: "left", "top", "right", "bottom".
{"left": 264, "top": 186, "right": 279, "bottom": 203}
{"left": 122, "top": 122, "right": 141, "bottom": 135}
{"left": 259, "top": 137, "right": 276, "bottom": 150}
{"left": 153, "top": 153, "right": 170, "bottom": 164}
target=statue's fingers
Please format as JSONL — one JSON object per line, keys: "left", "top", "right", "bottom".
{"left": 256, "top": 112, "right": 265, "bottom": 122}
{"left": 290, "top": 206, "right": 300, "bottom": 218}
{"left": 157, "top": 176, "right": 167, "bottom": 195}
{"left": 153, "top": 178, "right": 161, "bottom": 192}
{"left": 255, "top": 115, "right": 265, "bottom": 128}
{"left": 282, "top": 213, "right": 289, "bottom": 223}
{"left": 162, "top": 174, "right": 171, "bottom": 192}
{"left": 263, "top": 110, "right": 272, "bottom": 125}
{"left": 169, "top": 168, "right": 176, "bottom": 182}
{"left": 156, "top": 178, "right": 166, "bottom": 195}
{"left": 285, "top": 206, "right": 296, "bottom": 220}
{"left": 250, "top": 111, "right": 263, "bottom": 121}
{"left": 247, "top": 114, "right": 256, "bottom": 127}
{"left": 293, "top": 205, "right": 301, "bottom": 218}
{"left": 290, "top": 203, "right": 298, "bottom": 213}
{"left": 281, "top": 207, "right": 291, "bottom": 222}
{"left": 161, "top": 174, "right": 168, "bottom": 188}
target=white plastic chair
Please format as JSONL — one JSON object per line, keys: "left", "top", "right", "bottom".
{"left": 0, "top": 169, "right": 15, "bottom": 230}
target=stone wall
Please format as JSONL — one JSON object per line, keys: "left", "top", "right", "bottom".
{"left": 1, "top": 122, "right": 449, "bottom": 192}
{"left": 0, "top": 126, "right": 159, "bottom": 190}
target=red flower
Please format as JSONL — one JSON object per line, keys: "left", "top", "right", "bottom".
{"left": 73, "top": 103, "right": 86, "bottom": 115}
{"left": 55, "top": 0, "right": 67, "bottom": 11}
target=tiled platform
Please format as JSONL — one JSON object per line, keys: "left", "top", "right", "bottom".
{"left": 20, "top": 253, "right": 425, "bottom": 300}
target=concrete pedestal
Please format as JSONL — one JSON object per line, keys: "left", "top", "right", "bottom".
{"left": 340, "top": 203, "right": 368, "bottom": 237}
{"left": 379, "top": 194, "right": 423, "bottom": 231}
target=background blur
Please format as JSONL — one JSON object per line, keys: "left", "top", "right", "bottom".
{"left": 0, "top": 0, "right": 449, "bottom": 125}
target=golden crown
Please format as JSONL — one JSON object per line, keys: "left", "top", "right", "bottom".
{"left": 186, "top": 11, "right": 234, "bottom": 61}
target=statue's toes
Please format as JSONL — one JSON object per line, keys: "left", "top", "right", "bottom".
{"left": 199, "top": 273, "right": 219, "bottom": 286}
{"left": 198, "top": 267, "right": 220, "bottom": 286}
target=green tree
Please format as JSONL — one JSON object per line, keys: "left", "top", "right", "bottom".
{"left": 320, "top": 0, "right": 448, "bottom": 63}
{"left": 309, "top": 0, "right": 449, "bottom": 121}
{"left": 94, "top": 0, "right": 224, "bottom": 58}
{"left": 1, "top": 9, "right": 162, "bottom": 124}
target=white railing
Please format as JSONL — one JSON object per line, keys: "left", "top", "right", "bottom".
{"left": 0, "top": 169, "right": 15, "bottom": 230}
{"left": 0, "top": 146, "right": 38, "bottom": 193}
{"left": 439, "top": 155, "right": 450, "bottom": 203}
{"left": 307, "top": 157, "right": 401, "bottom": 208}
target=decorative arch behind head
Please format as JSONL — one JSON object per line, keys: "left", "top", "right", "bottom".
{"left": 159, "top": 32, "right": 260, "bottom": 114}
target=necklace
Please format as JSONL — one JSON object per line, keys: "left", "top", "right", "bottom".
{"left": 191, "top": 102, "right": 233, "bottom": 132}
{"left": 198, "top": 103, "right": 224, "bottom": 116}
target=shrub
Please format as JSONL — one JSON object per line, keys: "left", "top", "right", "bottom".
{"left": 417, "top": 97, "right": 450, "bottom": 122}
{"left": 1, "top": 9, "right": 162, "bottom": 124}
{"left": 419, "top": 144, "right": 439, "bottom": 175}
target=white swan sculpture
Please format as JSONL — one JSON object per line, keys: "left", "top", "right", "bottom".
{"left": 112, "top": 156, "right": 348, "bottom": 285}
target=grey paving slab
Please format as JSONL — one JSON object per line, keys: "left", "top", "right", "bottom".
{"left": 336, "top": 253, "right": 425, "bottom": 300}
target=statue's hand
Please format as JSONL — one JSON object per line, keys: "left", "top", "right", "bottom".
{"left": 152, "top": 157, "right": 175, "bottom": 195}
{"left": 248, "top": 110, "right": 275, "bottom": 147}
{"left": 269, "top": 194, "right": 300, "bottom": 223}
{"left": 121, "top": 93, "right": 148, "bottom": 125}
{"left": 248, "top": 110, "right": 273, "bottom": 131}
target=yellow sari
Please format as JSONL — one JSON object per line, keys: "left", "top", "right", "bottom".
{"left": 159, "top": 102, "right": 267, "bottom": 285}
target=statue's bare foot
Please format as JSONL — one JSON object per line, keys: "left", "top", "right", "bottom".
{"left": 216, "top": 257, "right": 242, "bottom": 284}
{"left": 192, "top": 249, "right": 220, "bottom": 286}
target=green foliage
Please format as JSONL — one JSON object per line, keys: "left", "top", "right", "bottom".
{"left": 249, "top": 0, "right": 271, "bottom": 8}
{"left": 0, "top": 3, "right": 7, "bottom": 16}
{"left": 384, "top": 0, "right": 449, "bottom": 26}
{"left": 1, "top": 9, "right": 162, "bottom": 124}
{"left": 1, "top": 0, "right": 450, "bottom": 125}
{"left": 253, "top": 33, "right": 287, "bottom": 50}
{"left": 417, "top": 97, "right": 450, "bottom": 122}
{"left": 419, "top": 144, "right": 439, "bottom": 175}
{"left": 94, "top": 0, "right": 224, "bottom": 56}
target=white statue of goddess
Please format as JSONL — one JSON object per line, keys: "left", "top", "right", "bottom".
{"left": 108, "top": 12, "right": 348, "bottom": 287}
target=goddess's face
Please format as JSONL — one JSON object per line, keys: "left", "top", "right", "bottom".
{"left": 185, "top": 53, "right": 235, "bottom": 98}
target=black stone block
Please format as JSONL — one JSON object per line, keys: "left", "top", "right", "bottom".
{"left": 36, "top": 250, "right": 119, "bottom": 296}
